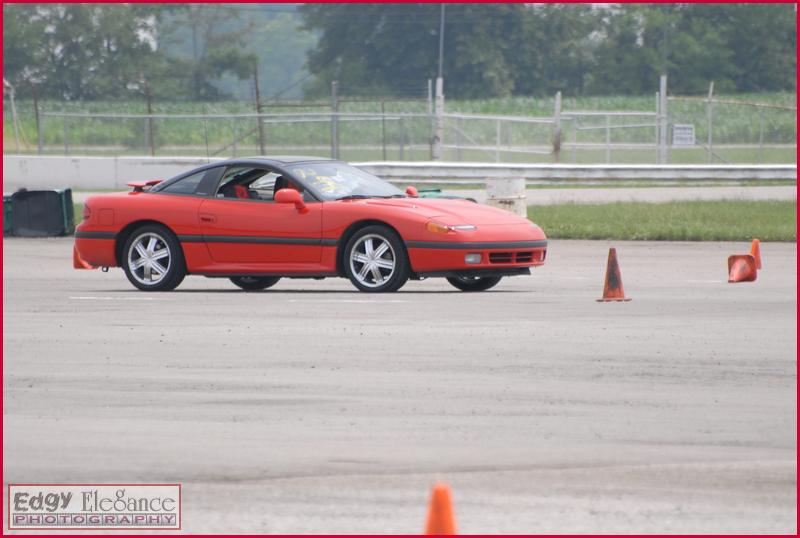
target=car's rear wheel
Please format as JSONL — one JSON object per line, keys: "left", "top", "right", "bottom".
{"left": 229, "top": 276, "right": 281, "bottom": 291}
{"left": 122, "top": 225, "right": 185, "bottom": 291}
{"left": 344, "top": 225, "right": 409, "bottom": 292}
{"left": 446, "top": 275, "right": 502, "bottom": 292}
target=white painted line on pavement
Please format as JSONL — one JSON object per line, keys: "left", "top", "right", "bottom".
{"left": 69, "top": 296, "right": 162, "bottom": 301}
{"left": 288, "top": 299, "right": 410, "bottom": 304}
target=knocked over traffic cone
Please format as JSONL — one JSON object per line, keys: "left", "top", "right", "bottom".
{"left": 727, "top": 254, "right": 757, "bottom": 283}
{"left": 597, "top": 248, "right": 631, "bottom": 302}
{"left": 73, "top": 245, "right": 97, "bottom": 270}
{"left": 424, "top": 483, "right": 457, "bottom": 535}
{"left": 750, "top": 238, "right": 762, "bottom": 269}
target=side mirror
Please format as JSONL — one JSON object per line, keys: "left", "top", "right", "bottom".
{"left": 275, "top": 188, "right": 308, "bottom": 214}
{"left": 405, "top": 186, "right": 419, "bottom": 198}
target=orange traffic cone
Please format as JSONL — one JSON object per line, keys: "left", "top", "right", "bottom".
{"left": 727, "top": 254, "right": 757, "bottom": 283}
{"left": 73, "top": 245, "right": 97, "bottom": 270}
{"left": 750, "top": 238, "right": 762, "bottom": 269}
{"left": 597, "top": 248, "right": 631, "bottom": 302}
{"left": 424, "top": 483, "right": 457, "bottom": 535}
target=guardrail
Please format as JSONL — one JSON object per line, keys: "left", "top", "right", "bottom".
{"left": 357, "top": 162, "right": 797, "bottom": 183}
{"left": 2, "top": 155, "right": 796, "bottom": 191}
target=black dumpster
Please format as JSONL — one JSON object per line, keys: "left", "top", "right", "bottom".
{"left": 10, "top": 189, "right": 75, "bottom": 237}
{"left": 3, "top": 195, "right": 12, "bottom": 236}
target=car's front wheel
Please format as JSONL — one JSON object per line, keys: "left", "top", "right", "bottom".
{"left": 446, "top": 275, "right": 502, "bottom": 292}
{"left": 344, "top": 225, "right": 410, "bottom": 292}
{"left": 229, "top": 276, "right": 281, "bottom": 291}
{"left": 122, "top": 225, "right": 186, "bottom": 291}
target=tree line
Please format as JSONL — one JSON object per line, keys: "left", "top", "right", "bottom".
{"left": 3, "top": 3, "right": 796, "bottom": 102}
{"left": 2, "top": 4, "right": 312, "bottom": 101}
{"left": 301, "top": 3, "right": 796, "bottom": 98}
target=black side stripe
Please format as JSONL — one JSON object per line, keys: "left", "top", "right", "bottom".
{"left": 75, "top": 231, "right": 117, "bottom": 240}
{"left": 405, "top": 240, "right": 548, "bottom": 250}
{"left": 178, "top": 234, "right": 337, "bottom": 246}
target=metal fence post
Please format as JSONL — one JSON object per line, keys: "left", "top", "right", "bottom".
{"left": 495, "top": 119, "right": 501, "bottom": 162}
{"left": 30, "top": 81, "right": 43, "bottom": 154}
{"left": 7, "top": 84, "right": 20, "bottom": 153}
{"left": 399, "top": 116, "right": 405, "bottom": 160}
{"left": 427, "top": 78, "right": 434, "bottom": 158}
{"left": 758, "top": 107, "right": 765, "bottom": 164}
{"left": 381, "top": 100, "right": 387, "bottom": 160}
{"left": 202, "top": 107, "right": 210, "bottom": 161}
{"left": 658, "top": 75, "right": 668, "bottom": 164}
{"left": 455, "top": 116, "right": 461, "bottom": 161}
{"left": 36, "top": 109, "right": 44, "bottom": 155}
{"left": 432, "top": 76, "right": 444, "bottom": 160}
{"left": 145, "top": 81, "right": 155, "bottom": 156}
{"left": 330, "top": 80, "right": 339, "bottom": 159}
{"left": 253, "top": 65, "right": 266, "bottom": 155}
{"left": 232, "top": 118, "right": 238, "bottom": 157}
{"left": 707, "top": 81, "right": 714, "bottom": 163}
{"left": 605, "top": 114, "right": 611, "bottom": 164}
{"left": 63, "top": 115, "right": 69, "bottom": 156}
{"left": 552, "top": 91, "right": 562, "bottom": 162}
{"left": 143, "top": 119, "right": 149, "bottom": 154}
{"left": 571, "top": 117, "right": 577, "bottom": 163}
{"left": 654, "top": 91, "right": 659, "bottom": 163}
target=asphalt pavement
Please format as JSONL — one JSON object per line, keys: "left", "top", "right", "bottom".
{"left": 3, "top": 237, "right": 796, "bottom": 533}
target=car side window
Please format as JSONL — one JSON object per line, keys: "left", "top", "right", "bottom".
{"left": 214, "top": 166, "right": 310, "bottom": 202}
{"left": 159, "top": 170, "right": 206, "bottom": 194}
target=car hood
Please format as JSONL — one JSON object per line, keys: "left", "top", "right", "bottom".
{"left": 359, "top": 198, "right": 531, "bottom": 226}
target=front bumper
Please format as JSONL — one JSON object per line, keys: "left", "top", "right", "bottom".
{"left": 414, "top": 267, "right": 531, "bottom": 279}
{"left": 405, "top": 239, "right": 547, "bottom": 273}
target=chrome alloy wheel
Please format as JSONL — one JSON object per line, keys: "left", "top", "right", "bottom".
{"left": 127, "top": 232, "right": 171, "bottom": 285}
{"left": 348, "top": 234, "right": 396, "bottom": 288}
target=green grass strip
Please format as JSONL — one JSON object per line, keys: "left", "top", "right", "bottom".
{"left": 73, "top": 200, "right": 796, "bottom": 241}
{"left": 527, "top": 200, "right": 797, "bottom": 241}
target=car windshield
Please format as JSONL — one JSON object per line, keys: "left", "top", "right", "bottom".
{"left": 287, "top": 162, "right": 404, "bottom": 201}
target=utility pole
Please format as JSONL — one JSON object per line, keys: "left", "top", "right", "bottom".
{"left": 253, "top": 64, "right": 266, "bottom": 155}
{"left": 437, "top": 4, "right": 446, "bottom": 79}
{"left": 433, "top": 4, "right": 446, "bottom": 161}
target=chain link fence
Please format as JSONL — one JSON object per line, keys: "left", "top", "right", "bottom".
{"left": 3, "top": 79, "right": 796, "bottom": 164}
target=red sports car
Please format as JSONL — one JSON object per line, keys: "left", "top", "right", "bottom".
{"left": 74, "top": 157, "right": 547, "bottom": 292}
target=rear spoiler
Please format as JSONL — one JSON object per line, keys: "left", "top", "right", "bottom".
{"left": 127, "top": 179, "right": 163, "bottom": 192}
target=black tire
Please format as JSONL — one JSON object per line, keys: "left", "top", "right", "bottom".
{"left": 122, "top": 224, "right": 186, "bottom": 291}
{"left": 343, "top": 225, "right": 410, "bottom": 292}
{"left": 229, "top": 276, "right": 281, "bottom": 291}
{"left": 446, "top": 275, "right": 502, "bottom": 292}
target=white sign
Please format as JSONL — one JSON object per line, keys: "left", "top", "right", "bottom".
{"left": 672, "top": 124, "right": 696, "bottom": 146}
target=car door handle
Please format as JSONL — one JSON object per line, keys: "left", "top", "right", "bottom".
{"left": 199, "top": 214, "right": 216, "bottom": 223}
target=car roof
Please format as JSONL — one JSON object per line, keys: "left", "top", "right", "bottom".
{"left": 232, "top": 155, "right": 335, "bottom": 165}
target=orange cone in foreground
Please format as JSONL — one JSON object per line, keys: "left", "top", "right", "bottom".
{"left": 424, "top": 483, "right": 457, "bottom": 535}
{"left": 597, "top": 248, "right": 631, "bottom": 302}
{"left": 727, "top": 254, "right": 757, "bottom": 283}
{"left": 750, "top": 238, "right": 762, "bottom": 269}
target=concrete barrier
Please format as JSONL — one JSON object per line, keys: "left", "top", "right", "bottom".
{"left": 359, "top": 161, "right": 798, "bottom": 183}
{"left": 3, "top": 156, "right": 221, "bottom": 191}
{"left": 3, "top": 155, "right": 796, "bottom": 191}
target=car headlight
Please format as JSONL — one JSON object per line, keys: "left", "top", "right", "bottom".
{"left": 425, "top": 221, "right": 477, "bottom": 234}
